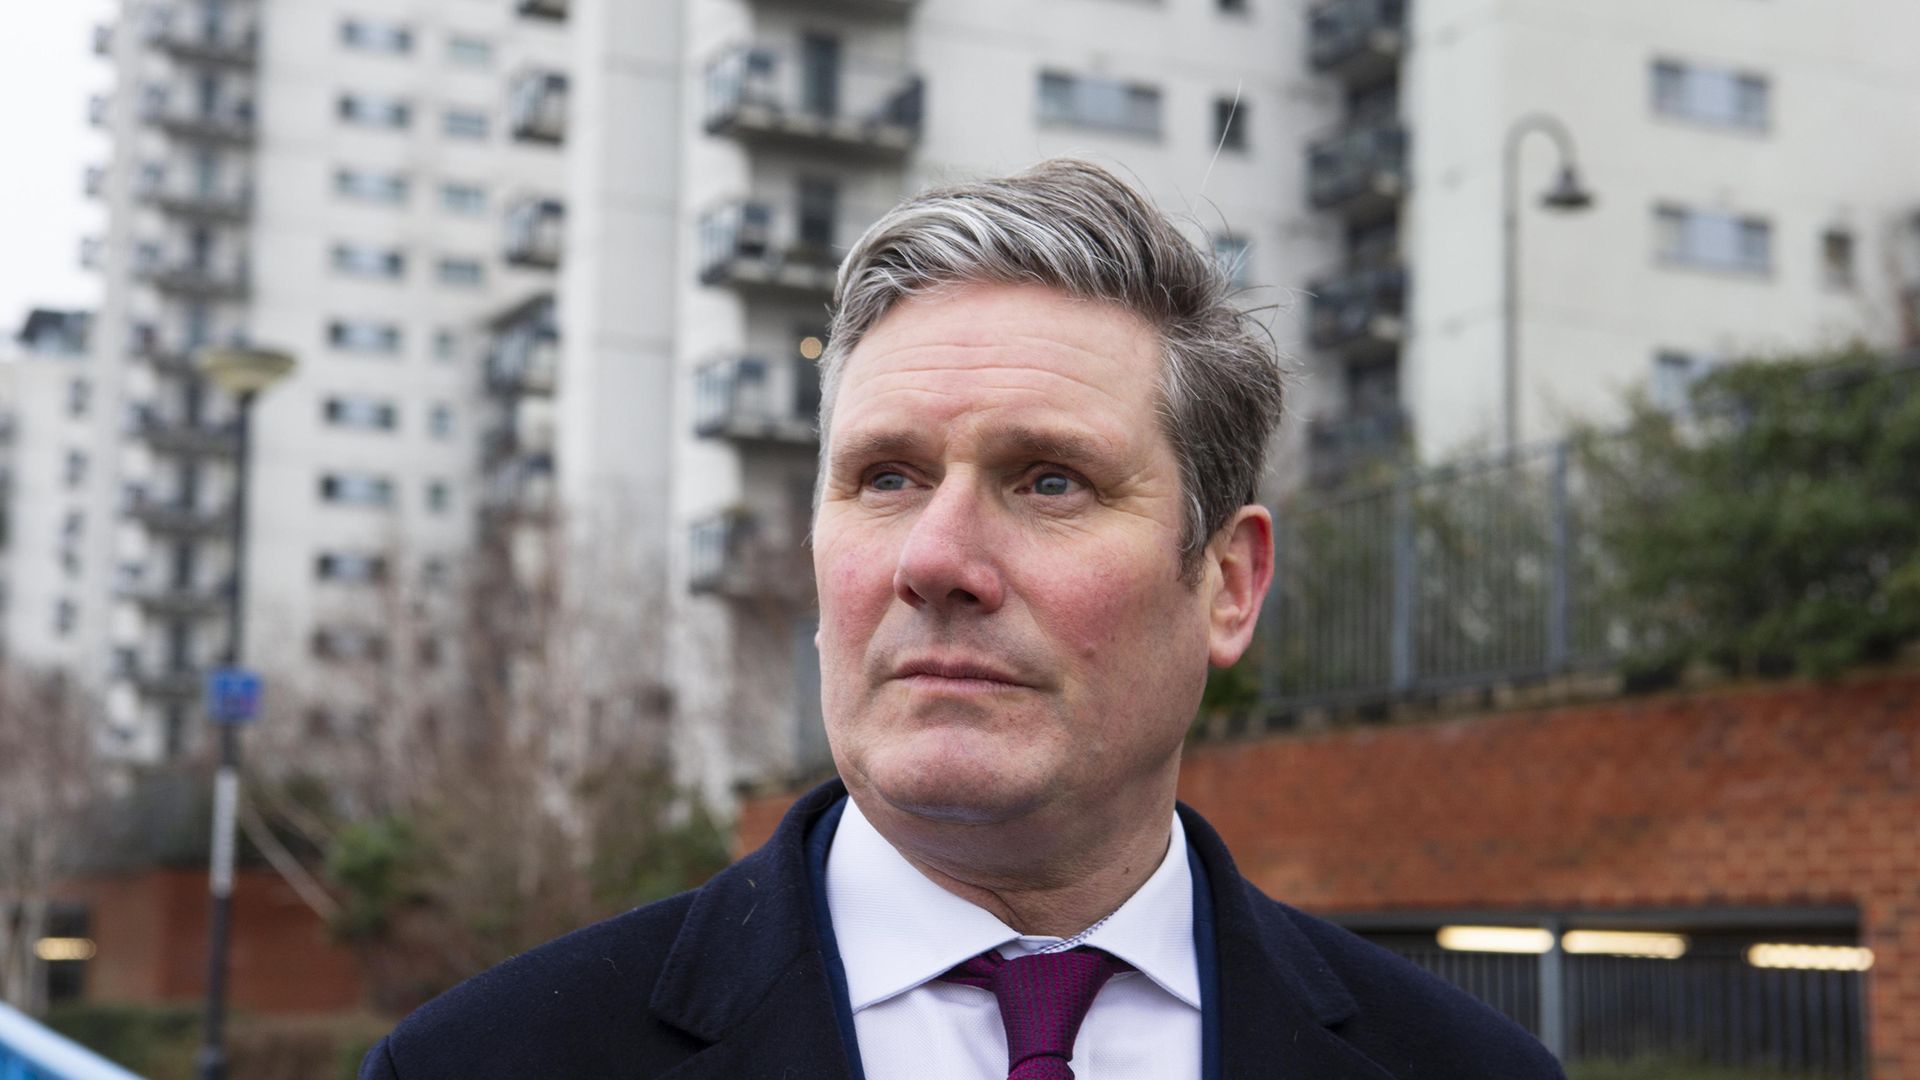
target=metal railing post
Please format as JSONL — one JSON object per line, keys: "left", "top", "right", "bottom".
{"left": 1390, "top": 469, "right": 1415, "bottom": 692}
{"left": 1539, "top": 916, "right": 1566, "bottom": 1061}
{"left": 1547, "top": 441, "right": 1571, "bottom": 672}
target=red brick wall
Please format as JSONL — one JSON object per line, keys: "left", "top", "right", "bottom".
{"left": 60, "top": 868, "right": 366, "bottom": 1013}
{"left": 739, "top": 675, "right": 1920, "bottom": 1078}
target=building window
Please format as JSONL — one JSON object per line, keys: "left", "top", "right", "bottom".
{"left": 1213, "top": 96, "right": 1248, "bottom": 152}
{"left": 311, "top": 627, "right": 388, "bottom": 661}
{"left": 320, "top": 472, "right": 395, "bottom": 506}
{"left": 334, "top": 168, "right": 409, "bottom": 205}
{"left": 328, "top": 319, "right": 403, "bottom": 354}
{"left": 332, "top": 243, "right": 406, "bottom": 279}
{"left": 439, "top": 182, "right": 487, "bottom": 215}
{"left": 1212, "top": 234, "right": 1251, "bottom": 289}
{"left": 443, "top": 108, "right": 489, "bottom": 140}
{"left": 340, "top": 18, "right": 413, "bottom": 55}
{"left": 447, "top": 35, "right": 493, "bottom": 67}
{"left": 434, "top": 328, "right": 459, "bottom": 361}
{"left": 324, "top": 396, "right": 399, "bottom": 431}
{"left": 429, "top": 403, "right": 454, "bottom": 438}
{"left": 1822, "top": 228, "right": 1856, "bottom": 289}
{"left": 67, "top": 378, "right": 91, "bottom": 418}
{"left": 425, "top": 480, "right": 451, "bottom": 513}
{"left": 1651, "top": 350, "right": 1711, "bottom": 414}
{"left": 65, "top": 450, "right": 88, "bottom": 488}
{"left": 315, "top": 552, "right": 388, "bottom": 583}
{"left": 54, "top": 599, "right": 77, "bottom": 637}
{"left": 1219, "top": 0, "right": 1248, "bottom": 11}
{"left": 1651, "top": 60, "right": 1769, "bottom": 132}
{"left": 437, "top": 257, "right": 485, "bottom": 286}
{"left": 1654, "top": 205, "right": 1772, "bottom": 275}
{"left": 421, "top": 555, "right": 450, "bottom": 588}
{"left": 337, "top": 93, "right": 412, "bottom": 130}
{"left": 1037, "top": 72, "right": 1162, "bottom": 137}
{"left": 416, "top": 635, "right": 443, "bottom": 668}
{"left": 62, "top": 510, "right": 84, "bottom": 539}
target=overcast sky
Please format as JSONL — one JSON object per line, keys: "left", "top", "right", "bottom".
{"left": 1, "top": 2, "right": 112, "bottom": 338}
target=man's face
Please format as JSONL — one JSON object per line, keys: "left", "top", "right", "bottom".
{"left": 813, "top": 283, "right": 1218, "bottom": 827}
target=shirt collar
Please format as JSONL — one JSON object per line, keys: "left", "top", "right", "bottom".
{"left": 824, "top": 796, "right": 1200, "bottom": 1012}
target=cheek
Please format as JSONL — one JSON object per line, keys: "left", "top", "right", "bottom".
{"left": 815, "top": 528, "right": 896, "bottom": 651}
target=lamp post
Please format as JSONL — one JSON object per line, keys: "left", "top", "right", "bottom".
{"left": 1502, "top": 113, "right": 1595, "bottom": 457}
{"left": 193, "top": 345, "right": 295, "bottom": 1080}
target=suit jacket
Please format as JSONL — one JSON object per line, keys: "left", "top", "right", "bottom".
{"left": 360, "top": 780, "right": 1565, "bottom": 1079}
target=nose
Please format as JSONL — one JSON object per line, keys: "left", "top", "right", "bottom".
{"left": 892, "top": 475, "right": 1006, "bottom": 614}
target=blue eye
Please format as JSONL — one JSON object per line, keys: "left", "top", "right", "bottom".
{"left": 869, "top": 471, "right": 909, "bottom": 492}
{"left": 1033, "top": 472, "right": 1074, "bottom": 496}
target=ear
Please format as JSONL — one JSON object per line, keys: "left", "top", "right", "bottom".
{"left": 1204, "top": 505, "right": 1274, "bottom": 669}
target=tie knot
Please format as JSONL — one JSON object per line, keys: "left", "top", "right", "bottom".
{"left": 939, "top": 947, "right": 1131, "bottom": 1079}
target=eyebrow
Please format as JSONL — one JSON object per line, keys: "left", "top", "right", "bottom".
{"left": 829, "top": 424, "right": 1118, "bottom": 474}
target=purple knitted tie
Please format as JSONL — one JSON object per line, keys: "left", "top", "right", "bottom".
{"left": 938, "top": 946, "right": 1132, "bottom": 1080}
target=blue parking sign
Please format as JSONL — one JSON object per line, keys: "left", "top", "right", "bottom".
{"left": 206, "top": 667, "right": 263, "bottom": 725}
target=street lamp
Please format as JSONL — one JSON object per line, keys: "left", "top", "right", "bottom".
{"left": 1502, "top": 113, "right": 1595, "bottom": 456}
{"left": 193, "top": 345, "right": 295, "bottom": 1080}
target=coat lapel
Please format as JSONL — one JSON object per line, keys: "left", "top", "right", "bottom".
{"left": 650, "top": 781, "right": 857, "bottom": 1080}
{"left": 1179, "top": 805, "right": 1397, "bottom": 1080}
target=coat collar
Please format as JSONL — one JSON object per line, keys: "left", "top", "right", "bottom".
{"left": 650, "top": 780, "right": 1388, "bottom": 1079}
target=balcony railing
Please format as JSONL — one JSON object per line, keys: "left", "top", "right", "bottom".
{"left": 694, "top": 354, "right": 821, "bottom": 445}
{"left": 508, "top": 71, "right": 568, "bottom": 144}
{"left": 120, "top": 579, "right": 234, "bottom": 618}
{"left": 124, "top": 491, "right": 235, "bottom": 537}
{"left": 143, "top": 7, "right": 260, "bottom": 68}
{"left": 1307, "top": 261, "right": 1407, "bottom": 353}
{"left": 486, "top": 294, "right": 559, "bottom": 396}
{"left": 516, "top": 0, "right": 569, "bottom": 21}
{"left": 1307, "top": 0, "right": 1408, "bottom": 83}
{"left": 749, "top": 0, "right": 917, "bottom": 16}
{"left": 1307, "top": 121, "right": 1407, "bottom": 220}
{"left": 480, "top": 452, "right": 556, "bottom": 523}
{"left": 688, "top": 508, "right": 812, "bottom": 600}
{"left": 699, "top": 198, "right": 878, "bottom": 297}
{"left": 132, "top": 250, "right": 250, "bottom": 299}
{"left": 705, "top": 44, "right": 923, "bottom": 160}
{"left": 138, "top": 92, "right": 257, "bottom": 146}
{"left": 134, "top": 172, "right": 253, "bottom": 221}
{"left": 504, "top": 197, "right": 564, "bottom": 268}
{"left": 1304, "top": 407, "right": 1410, "bottom": 489}
{"left": 127, "top": 407, "right": 241, "bottom": 458}
{"left": 132, "top": 667, "right": 204, "bottom": 701}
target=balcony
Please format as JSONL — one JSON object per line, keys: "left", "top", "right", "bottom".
{"left": 699, "top": 197, "right": 874, "bottom": 298}
{"left": 120, "top": 579, "right": 233, "bottom": 618}
{"left": 138, "top": 92, "right": 256, "bottom": 146}
{"left": 485, "top": 294, "right": 558, "bottom": 396}
{"left": 124, "top": 491, "right": 235, "bottom": 537}
{"left": 749, "top": 0, "right": 917, "bottom": 16}
{"left": 504, "top": 197, "right": 564, "bottom": 269}
{"left": 94, "top": 22, "right": 114, "bottom": 56}
{"left": 480, "top": 452, "right": 556, "bottom": 524}
{"left": 79, "top": 237, "right": 104, "bottom": 271}
{"left": 508, "top": 71, "right": 568, "bottom": 144}
{"left": 127, "top": 407, "right": 241, "bottom": 458}
{"left": 88, "top": 93, "right": 110, "bottom": 128}
{"left": 143, "top": 8, "right": 259, "bottom": 69}
{"left": 1307, "top": 0, "right": 1408, "bottom": 85}
{"left": 1307, "top": 262, "right": 1407, "bottom": 355}
{"left": 689, "top": 508, "right": 812, "bottom": 600}
{"left": 132, "top": 667, "right": 204, "bottom": 702}
{"left": 694, "top": 354, "right": 820, "bottom": 445}
{"left": 1305, "top": 407, "right": 1410, "bottom": 488}
{"left": 516, "top": 0, "right": 569, "bottom": 20}
{"left": 1307, "top": 121, "right": 1407, "bottom": 221}
{"left": 705, "top": 44, "right": 923, "bottom": 161}
{"left": 134, "top": 172, "right": 253, "bottom": 222}
{"left": 83, "top": 165, "right": 105, "bottom": 198}
{"left": 132, "top": 250, "right": 250, "bottom": 299}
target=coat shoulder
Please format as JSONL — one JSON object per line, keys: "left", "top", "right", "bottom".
{"left": 1254, "top": 889, "right": 1566, "bottom": 1079}
{"left": 365, "top": 890, "right": 704, "bottom": 1080}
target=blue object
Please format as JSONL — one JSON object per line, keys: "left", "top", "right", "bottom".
{"left": 206, "top": 667, "right": 263, "bottom": 725}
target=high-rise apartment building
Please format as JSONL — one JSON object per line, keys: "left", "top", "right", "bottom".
{"left": 80, "top": 0, "right": 568, "bottom": 760}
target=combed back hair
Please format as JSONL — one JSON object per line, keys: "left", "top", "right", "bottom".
{"left": 817, "top": 158, "right": 1287, "bottom": 584}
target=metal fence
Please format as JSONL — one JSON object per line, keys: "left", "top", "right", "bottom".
{"left": 1263, "top": 440, "right": 1620, "bottom": 711}
{"left": 1389, "top": 944, "right": 1867, "bottom": 1078}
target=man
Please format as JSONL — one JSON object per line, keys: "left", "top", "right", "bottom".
{"left": 361, "top": 160, "right": 1564, "bottom": 1079}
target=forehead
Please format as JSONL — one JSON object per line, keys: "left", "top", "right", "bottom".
{"left": 831, "top": 283, "right": 1165, "bottom": 447}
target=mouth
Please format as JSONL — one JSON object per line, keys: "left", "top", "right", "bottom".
{"left": 892, "top": 658, "right": 1032, "bottom": 693}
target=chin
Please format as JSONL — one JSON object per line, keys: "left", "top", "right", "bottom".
{"left": 852, "top": 739, "right": 1048, "bottom": 827}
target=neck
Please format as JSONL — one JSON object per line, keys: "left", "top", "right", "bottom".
{"left": 853, "top": 778, "right": 1178, "bottom": 938}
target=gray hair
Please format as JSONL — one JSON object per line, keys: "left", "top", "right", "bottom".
{"left": 817, "top": 158, "right": 1287, "bottom": 583}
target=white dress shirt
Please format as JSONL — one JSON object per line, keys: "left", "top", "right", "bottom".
{"left": 824, "top": 797, "right": 1202, "bottom": 1080}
